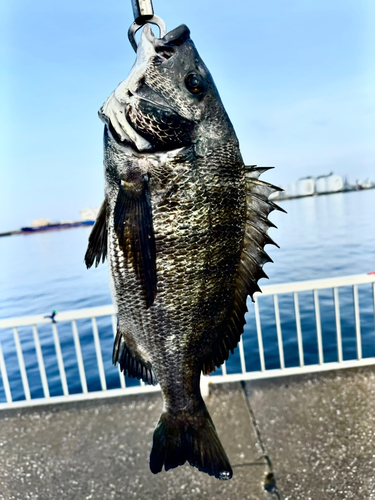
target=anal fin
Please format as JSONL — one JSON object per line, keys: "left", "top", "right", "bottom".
{"left": 112, "top": 328, "right": 157, "bottom": 386}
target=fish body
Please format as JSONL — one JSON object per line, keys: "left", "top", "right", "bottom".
{"left": 86, "top": 24, "right": 281, "bottom": 480}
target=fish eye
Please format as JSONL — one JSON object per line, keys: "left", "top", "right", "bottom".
{"left": 185, "top": 73, "right": 205, "bottom": 95}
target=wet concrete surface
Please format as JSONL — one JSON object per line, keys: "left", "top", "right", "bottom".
{"left": 247, "top": 366, "right": 375, "bottom": 500}
{"left": 0, "top": 383, "right": 273, "bottom": 500}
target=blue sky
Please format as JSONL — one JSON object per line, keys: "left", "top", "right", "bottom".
{"left": 1, "top": 0, "right": 374, "bottom": 232}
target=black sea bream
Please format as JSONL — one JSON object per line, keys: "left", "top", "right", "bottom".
{"left": 85, "top": 24, "right": 282, "bottom": 480}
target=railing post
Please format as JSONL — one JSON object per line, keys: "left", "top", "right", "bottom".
{"left": 273, "top": 295, "right": 285, "bottom": 369}
{"left": 52, "top": 323, "right": 69, "bottom": 397}
{"left": 353, "top": 285, "right": 362, "bottom": 360}
{"left": 0, "top": 342, "right": 12, "bottom": 404}
{"left": 314, "top": 290, "right": 324, "bottom": 365}
{"left": 200, "top": 374, "right": 210, "bottom": 398}
{"left": 71, "top": 320, "right": 88, "bottom": 394}
{"left": 254, "top": 296, "right": 265, "bottom": 371}
{"left": 333, "top": 287, "right": 343, "bottom": 363}
{"left": 92, "top": 317, "right": 107, "bottom": 391}
{"left": 13, "top": 327, "right": 31, "bottom": 401}
{"left": 294, "top": 293, "right": 304, "bottom": 367}
{"left": 32, "top": 325, "right": 50, "bottom": 399}
{"left": 238, "top": 337, "right": 247, "bottom": 374}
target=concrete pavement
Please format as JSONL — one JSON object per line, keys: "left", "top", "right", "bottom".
{"left": 0, "top": 383, "right": 274, "bottom": 500}
{"left": 247, "top": 366, "right": 375, "bottom": 500}
{"left": 1, "top": 366, "right": 374, "bottom": 499}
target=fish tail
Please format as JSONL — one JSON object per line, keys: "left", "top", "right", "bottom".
{"left": 149, "top": 405, "right": 233, "bottom": 480}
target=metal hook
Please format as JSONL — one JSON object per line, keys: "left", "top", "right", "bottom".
{"left": 128, "top": 15, "right": 166, "bottom": 52}
{"left": 128, "top": 0, "right": 166, "bottom": 52}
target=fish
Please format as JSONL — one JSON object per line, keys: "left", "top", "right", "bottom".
{"left": 85, "top": 23, "right": 283, "bottom": 480}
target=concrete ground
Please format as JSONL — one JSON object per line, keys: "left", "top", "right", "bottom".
{"left": 247, "top": 366, "right": 375, "bottom": 500}
{"left": 0, "top": 383, "right": 273, "bottom": 500}
{"left": 0, "top": 366, "right": 374, "bottom": 499}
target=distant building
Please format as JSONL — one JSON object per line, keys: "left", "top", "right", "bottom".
{"left": 326, "top": 174, "right": 344, "bottom": 192}
{"left": 315, "top": 175, "right": 327, "bottom": 193}
{"left": 279, "top": 172, "right": 346, "bottom": 199}
{"left": 297, "top": 177, "right": 315, "bottom": 197}
{"left": 80, "top": 208, "right": 99, "bottom": 222}
{"left": 266, "top": 172, "right": 374, "bottom": 201}
{"left": 32, "top": 218, "right": 51, "bottom": 227}
{"left": 315, "top": 173, "right": 343, "bottom": 193}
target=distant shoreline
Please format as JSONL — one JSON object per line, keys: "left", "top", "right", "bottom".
{"left": 2, "top": 186, "right": 374, "bottom": 237}
{"left": 0, "top": 221, "right": 94, "bottom": 238}
{"left": 272, "top": 184, "right": 375, "bottom": 202}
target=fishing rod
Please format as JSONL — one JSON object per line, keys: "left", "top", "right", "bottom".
{"left": 128, "top": 0, "right": 166, "bottom": 52}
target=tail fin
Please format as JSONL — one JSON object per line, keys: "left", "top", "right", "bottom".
{"left": 149, "top": 406, "right": 232, "bottom": 480}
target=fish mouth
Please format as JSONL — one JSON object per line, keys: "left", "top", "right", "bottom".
{"left": 150, "top": 23, "right": 191, "bottom": 60}
{"left": 99, "top": 24, "right": 193, "bottom": 152}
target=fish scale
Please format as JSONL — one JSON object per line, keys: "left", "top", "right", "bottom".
{"left": 85, "top": 23, "right": 282, "bottom": 480}
{"left": 110, "top": 143, "right": 243, "bottom": 388}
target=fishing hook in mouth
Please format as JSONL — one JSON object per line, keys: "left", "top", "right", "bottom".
{"left": 128, "top": 0, "right": 166, "bottom": 52}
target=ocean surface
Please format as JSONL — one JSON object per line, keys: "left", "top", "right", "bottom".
{"left": 1, "top": 189, "right": 375, "bottom": 401}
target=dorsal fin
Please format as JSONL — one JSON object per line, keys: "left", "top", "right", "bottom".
{"left": 202, "top": 166, "right": 284, "bottom": 374}
{"left": 84, "top": 200, "right": 108, "bottom": 268}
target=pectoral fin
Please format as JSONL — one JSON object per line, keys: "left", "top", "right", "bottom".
{"left": 84, "top": 201, "right": 108, "bottom": 268}
{"left": 114, "top": 175, "right": 157, "bottom": 308}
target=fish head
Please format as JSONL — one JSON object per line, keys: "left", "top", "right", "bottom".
{"left": 99, "top": 24, "right": 236, "bottom": 154}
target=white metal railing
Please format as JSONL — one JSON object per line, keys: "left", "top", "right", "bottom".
{"left": 0, "top": 273, "right": 374, "bottom": 409}
{"left": 214, "top": 272, "right": 375, "bottom": 384}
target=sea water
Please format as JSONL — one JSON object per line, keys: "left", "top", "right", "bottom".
{"left": 0, "top": 189, "right": 374, "bottom": 400}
